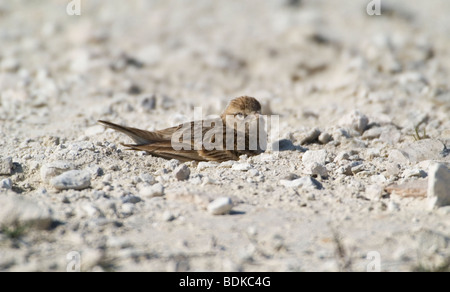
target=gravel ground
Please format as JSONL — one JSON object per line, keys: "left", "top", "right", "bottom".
{"left": 0, "top": 0, "right": 449, "bottom": 272}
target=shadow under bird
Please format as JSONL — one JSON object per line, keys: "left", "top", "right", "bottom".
{"left": 98, "top": 96, "right": 266, "bottom": 162}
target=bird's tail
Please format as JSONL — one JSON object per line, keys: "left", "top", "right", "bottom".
{"left": 98, "top": 120, "right": 156, "bottom": 145}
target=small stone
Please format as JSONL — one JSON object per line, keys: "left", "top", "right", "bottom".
{"left": 190, "top": 176, "right": 202, "bottom": 185}
{"left": 339, "top": 110, "right": 369, "bottom": 134}
{"left": 207, "top": 197, "right": 233, "bottom": 215}
{"left": 388, "top": 150, "right": 409, "bottom": 164}
{"left": 81, "top": 203, "right": 103, "bottom": 217}
{"left": 306, "top": 193, "right": 316, "bottom": 201}
{"left": 339, "top": 161, "right": 362, "bottom": 175}
{"left": 40, "top": 161, "right": 75, "bottom": 182}
{"left": 427, "top": 163, "right": 450, "bottom": 209}
{"left": 299, "top": 128, "right": 321, "bottom": 145}
{"left": 164, "top": 159, "right": 180, "bottom": 171}
{"left": 277, "top": 139, "right": 295, "bottom": 151}
{"left": 174, "top": 164, "right": 190, "bottom": 181}
{"left": 0, "top": 178, "right": 12, "bottom": 189}
{"left": 305, "top": 162, "right": 328, "bottom": 178}
{"left": 366, "top": 148, "right": 381, "bottom": 159}
{"left": 302, "top": 149, "right": 327, "bottom": 165}
{"left": 136, "top": 45, "right": 162, "bottom": 66}
{"left": 362, "top": 127, "right": 383, "bottom": 140}
{"left": 0, "top": 157, "right": 13, "bottom": 175}
{"left": 140, "top": 183, "right": 164, "bottom": 198}
{"left": 318, "top": 132, "right": 332, "bottom": 144}
{"left": 282, "top": 173, "right": 299, "bottom": 180}
{"left": 279, "top": 177, "right": 322, "bottom": 190}
{"left": 219, "top": 161, "right": 235, "bottom": 168}
{"left": 120, "top": 203, "right": 135, "bottom": 216}
{"left": 387, "top": 201, "right": 400, "bottom": 212}
{"left": 121, "top": 195, "right": 141, "bottom": 204}
{"left": 0, "top": 195, "right": 52, "bottom": 230}
{"left": 140, "top": 95, "right": 156, "bottom": 111}
{"left": 238, "top": 155, "right": 249, "bottom": 162}
{"left": 140, "top": 173, "right": 156, "bottom": 184}
{"left": 84, "top": 125, "right": 105, "bottom": 136}
{"left": 366, "top": 185, "right": 383, "bottom": 201}
{"left": 402, "top": 168, "right": 427, "bottom": 178}
{"left": 334, "top": 152, "right": 350, "bottom": 162}
{"left": 86, "top": 165, "right": 103, "bottom": 178}
{"left": 162, "top": 210, "right": 175, "bottom": 222}
{"left": 232, "top": 163, "right": 252, "bottom": 171}
{"left": 197, "top": 161, "right": 218, "bottom": 170}
{"left": 351, "top": 164, "right": 365, "bottom": 174}
{"left": 332, "top": 128, "right": 351, "bottom": 140}
{"left": 257, "top": 153, "right": 275, "bottom": 162}
{"left": 247, "top": 169, "right": 260, "bottom": 177}
{"left": 201, "top": 176, "right": 217, "bottom": 185}
{"left": 50, "top": 170, "right": 91, "bottom": 190}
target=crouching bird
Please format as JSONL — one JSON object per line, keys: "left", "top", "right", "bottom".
{"left": 98, "top": 96, "right": 266, "bottom": 162}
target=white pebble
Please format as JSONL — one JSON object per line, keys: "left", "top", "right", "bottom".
{"left": 0, "top": 157, "right": 13, "bottom": 175}
{"left": 247, "top": 168, "right": 260, "bottom": 177}
{"left": 207, "top": 197, "right": 233, "bottom": 215}
{"left": 302, "top": 150, "right": 327, "bottom": 165}
{"left": 81, "top": 203, "right": 102, "bottom": 217}
{"left": 140, "top": 183, "right": 164, "bottom": 198}
{"left": 201, "top": 176, "right": 217, "bottom": 185}
{"left": 162, "top": 210, "right": 175, "bottom": 221}
{"left": 197, "top": 161, "right": 218, "bottom": 170}
{"left": 120, "top": 203, "right": 135, "bottom": 216}
{"left": 318, "top": 132, "right": 332, "bottom": 144}
{"left": 279, "top": 177, "right": 322, "bottom": 190}
{"left": 219, "top": 161, "right": 236, "bottom": 168}
{"left": 402, "top": 168, "right": 426, "bottom": 178}
{"left": 427, "top": 163, "right": 450, "bottom": 209}
{"left": 232, "top": 163, "right": 252, "bottom": 171}
{"left": 387, "top": 201, "right": 400, "bottom": 212}
{"left": 299, "top": 128, "right": 321, "bottom": 145}
{"left": 139, "top": 173, "right": 155, "bottom": 184}
{"left": 305, "top": 162, "right": 328, "bottom": 178}
{"left": 50, "top": 170, "right": 91, "bottom": 190}
{"left": 1, "top": 178, "right": 12, "bottom": 189}
{"left": 40, "top": 161, "right": 75, "bottom": 182}
{"left": 164, "top": 159, "right": 180, "bottom": 171}
{"left": 338, "top": 110, "right": 369, "bottom": 134}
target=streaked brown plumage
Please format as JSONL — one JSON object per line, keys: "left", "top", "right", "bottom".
{"left": 98, "top": 96, "right": 263, "bottom": 162}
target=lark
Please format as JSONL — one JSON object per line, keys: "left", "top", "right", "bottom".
{"left": 98, "top": 96, "right": 265, "bottom": 162}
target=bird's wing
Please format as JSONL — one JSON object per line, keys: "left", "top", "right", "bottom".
{"left": 98, "top": 120, "right": 177, "bottom": 144}
{"left": 121, "top": 141, "right": 207, "bottom": 161}
{"left": 198, "top": 149, "right": 239, "bottom": 162}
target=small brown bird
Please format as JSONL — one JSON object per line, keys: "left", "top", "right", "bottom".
{"left": 98, "top": 96, "right": 265, "bottom": 162}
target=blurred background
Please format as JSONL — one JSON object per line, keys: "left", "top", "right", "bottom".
{"left": 1, "top": 0, "right": 450, "bottom": 272}
{"left": 0, "top": 0, "right": 449, "bottom": 139}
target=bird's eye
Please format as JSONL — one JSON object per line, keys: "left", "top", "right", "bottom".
{"left": 236, "top": 113, "right": 245, "bottom": 120}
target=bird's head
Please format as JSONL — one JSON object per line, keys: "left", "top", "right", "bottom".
{"left": 221, "top": 96, "right": 262, "bottom": 122}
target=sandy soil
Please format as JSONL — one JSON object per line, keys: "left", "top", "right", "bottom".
{"left": 0, "top": 0, "right": 449, "bottom": 271}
